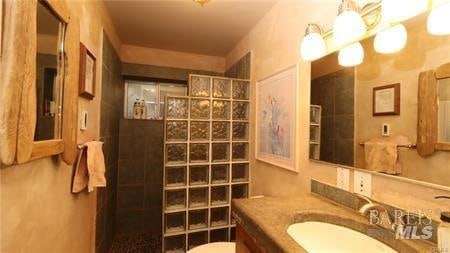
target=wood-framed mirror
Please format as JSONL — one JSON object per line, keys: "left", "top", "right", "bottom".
{"left": 417, "top": 62, "right": 450, "bottom": 156}
{"left": 0, "top": 0, "right": 78, "bottom": 166}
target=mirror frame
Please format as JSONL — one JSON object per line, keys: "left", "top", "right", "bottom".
{"left": 417, "top": 62, "right": 450, "bottom": 157}
{"left": 0, "top": 0, "right": 78, "bottom": 166}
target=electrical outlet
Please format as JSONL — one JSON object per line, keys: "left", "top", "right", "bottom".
{"left": 336, "top": 167, "right": 350, "bottom": 191}
{"left": 353, "top": 171, "right": 372, "bottom": 197}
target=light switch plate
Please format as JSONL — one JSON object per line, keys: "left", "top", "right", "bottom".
{"left": 336, "top": 167, "right": 350, "bottom": 191}
{"left": 382, "top": 123, "right": 390, "bottom": 136}
{"left": 80, "top": 110, "right": 88, "bottom": 131}
{"left": 353, "top": 171, "right": 372, "bottom": 197}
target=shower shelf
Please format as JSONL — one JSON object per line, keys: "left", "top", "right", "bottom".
{"left": 163, "top": 74, "right": 250, "bottom": 253}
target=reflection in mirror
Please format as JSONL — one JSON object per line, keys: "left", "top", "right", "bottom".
{"left": 310, "top": 13, "right": 450, "bottom": 187}
{"left": 438, "top": 78, "right": 450, "bottom": 143}
{"left": 35, "top": 1, "right": 64, "bottom": 141}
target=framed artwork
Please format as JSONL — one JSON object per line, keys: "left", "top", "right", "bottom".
{"left": 79, "top": 43, "right": 96, "bottom": 100}
{"left": 373, "top": 83, "right": 400, "bottom": 116}
{"left": 256, "top": 65, "right": 298, "bottom": 172}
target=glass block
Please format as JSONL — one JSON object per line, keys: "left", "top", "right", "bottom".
{"left": 211, "top": 164, "right": 229, "bottom": 184}
{"left": 230, "top": 227, "right": 236, "bottom": 242}
{"left": 188, "top": 209, "right": 208, "bottom": 230}
{"left": 212, "top": 78, "right": 231, "bottom": 98}
{"left": 166, "top": 144, "right": 187, "bottom": 164}
{"left": 190, "top": 99, "right": 210, "bottom": 119}
{"left": 189, "top": 143, "right": 209, "bottom": 163}
{"left": 232, "top": 143, "right": 248, "bottom": 161}
{"left": 164, "top": 235, "right": 185, "bottom": 253}
{"left": 190, "top": 121, "right": 210, "bottom": 141}
{"left": 212, "top": 143, "right": 229, "bottom": 162}
{"left": 189, "top": 188, "right": 208, "bottom": 208}
{"left": 232, "top": 184, "right": 248, "bottom": 199}
{"left": 232, "top": 163, "right": 249, "bottom": 182}
{"left": 232, "top": 102, "right": 249, "bottom": 120}
{"left": 210, "top": 207, "right": 229, "bottom": 227}
{"left": 189, "top": 166, "right": 208, "bottom": 186}
{"left": 210, "top": 228, "right": 229, "bottom": 243}
{"left": 232, "top": 80, "right": 249, "bottom": 100}
{"left": 188, "top": 231, "right": 208, "bottom": 251}
{"left": 211, "top": 186, "right": 229, "bottom": 206}
{"left": 310, "top": 125, "right": 320, "bottom": 143}
{"left": 212, "top": 100, "right": 230, "bottom": 120}
{"left": 165, "top": 166, "right": 187, "bottom": 187}
{"left": 212, "top": 122, "right": 229, "bottom": 141}
{"left": 167, "top": 97, "right": 188, "bottom": 119}
{"left": 232, "top": 122, "right": 248, "bottom": 141}
{"left": 166, "top": 121, "right": 188, "bottom": 141}
{"left": 190, "top": 76, "right": 211, "bottom": 97}
{"left": 164, "top": 212, "right": 186, "bottom": 234}
{"left": 165, "top": 189, "right": 186, "bottom": 210}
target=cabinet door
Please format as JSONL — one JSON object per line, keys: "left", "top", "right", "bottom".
{"left": 236, "top": 224, "right": 263, "bottom": 253}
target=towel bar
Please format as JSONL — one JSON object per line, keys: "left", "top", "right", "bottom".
{"left": 359, "top": 142, "right": 417, "bottom": 149}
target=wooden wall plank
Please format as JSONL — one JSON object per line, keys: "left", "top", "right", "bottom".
{"left": 61, "top": 15, "right": 80, "bottom": 165}
{"left": 15, "top": 0, "right": 37, "bottom": 163}
{"left": 417, "top": 70, "right": 438, "bottom": 157}
{"left": 0, "top": 0, "right": 36, "bottom": 165}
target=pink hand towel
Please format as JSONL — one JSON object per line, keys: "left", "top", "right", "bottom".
{"left": 364, "top": 136, "right": 412, "bottom": 175}
{"left": 72, "top": 141, "right": 106, "bottom": 193}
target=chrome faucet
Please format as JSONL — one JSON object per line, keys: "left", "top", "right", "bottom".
{"left": 357, "top": 194, "right": 395, "bottom": 231}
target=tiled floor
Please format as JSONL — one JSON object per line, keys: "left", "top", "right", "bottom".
{"left": 109, "top": 233, "right": 161, "bottom": 253}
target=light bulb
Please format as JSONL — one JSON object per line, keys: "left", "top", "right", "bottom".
{"left": 333, "top": 10, "right": 366, "bottom": 46}
{"left": 382, "top": 0, "right": 428, "bottom": 23}
{"left": 333, "top": 0, "right": 366, "bottom": 46}
{"left": 374, "top": 24, "right": 408, "bottom": 54}
{"left": 427, "top": 1, "right": 450, "bottom": 35}
{"left": 338, "top": 42, "right": 364, "bottom": 67}
{"left": 300, "top": 25, "right": 326, "bottom": 61}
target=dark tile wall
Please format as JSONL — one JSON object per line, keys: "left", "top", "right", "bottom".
{"left": 116, "top": 119, "right": 164, "bottom": 236}
{"left": 97, "top": 33, "right": 123, "bottom": 253}
{"left": 225, "top": 52, "right": 251, "bottom": 79}
{"left": 311, "top": 68, "right": 354, "bottom": 166}
{"left": 122, "top": 63, "right": 223, "bottom": 82}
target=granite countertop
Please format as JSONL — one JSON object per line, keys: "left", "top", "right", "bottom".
{"left": 231, "top": 194, "right": 437, "bottom": 253}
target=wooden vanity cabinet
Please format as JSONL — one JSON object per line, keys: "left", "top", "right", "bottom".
{"left": 236, "top": 223, "right": 264, "bottom": 253}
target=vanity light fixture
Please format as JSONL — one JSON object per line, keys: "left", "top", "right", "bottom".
{"left": 333, "top": 0, "right": 367, "bottom": 46}
{"left": 381, "top": 0, "right": 429, "bottom": 23}
{"left": 300, "top": 24, "right": 326, "bottom": 61}
{"left": 338, "top": 42, "right": 364, "bottom": 67}
{"left": 427, "top": 0, "right": 450, "bottom": 35}
{"left": 193, "top": 0, "right": 210, "bottom": 6}
{"left": 374, "top": 24, "right": 408, "bottom": 54}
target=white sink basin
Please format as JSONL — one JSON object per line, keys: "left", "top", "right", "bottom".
{"left": 287, "top": 222, "right": 397, "bottom": 253}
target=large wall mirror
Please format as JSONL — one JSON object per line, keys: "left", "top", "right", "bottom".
{"left": 36, "top": 1, "right": 65, "bottom": 141}
{"left": 309, "top": 12, "right": 450, "bottom": 187}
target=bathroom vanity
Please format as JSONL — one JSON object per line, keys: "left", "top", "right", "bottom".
{"left": 232, "top": 194, "right": 437, "bottom": 253}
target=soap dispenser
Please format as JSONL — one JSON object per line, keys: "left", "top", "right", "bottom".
{"left": 436, "top": 196, "right": 450, "bottom": 252}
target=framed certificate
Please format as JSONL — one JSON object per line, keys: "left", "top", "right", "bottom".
{"left": 79, "top": 43, "right": 96, "bottom": 100}
{"left": 373, "top": 83, "right": 400, "bottom": 116}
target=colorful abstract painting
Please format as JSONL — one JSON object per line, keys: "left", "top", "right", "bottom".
{"left": 256, "top": 65, "right": 297, "bottom": 172}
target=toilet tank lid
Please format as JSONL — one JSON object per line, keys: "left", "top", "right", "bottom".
{"left": 187, "top": 242, "right": 236, "bottom": 253}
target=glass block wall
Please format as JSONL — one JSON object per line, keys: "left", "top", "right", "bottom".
{"left": 163, "top": 75, "right": 250, "bottom": 252}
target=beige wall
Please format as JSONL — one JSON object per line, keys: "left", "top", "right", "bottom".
{"left": 226, "top": 0, "right": 450, "bottom": 220}
{"left": 120, "top": 44, "right": 226, "bottom": 73}
{"left": 354, "top": 20, "right": 450, "bottom": 186}
{"left": 0, "top": 1, "right": 121, "bottom": 253}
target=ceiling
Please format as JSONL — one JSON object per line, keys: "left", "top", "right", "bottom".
{"left": 104, "top": 0, "right": 278, "bottom": 56}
